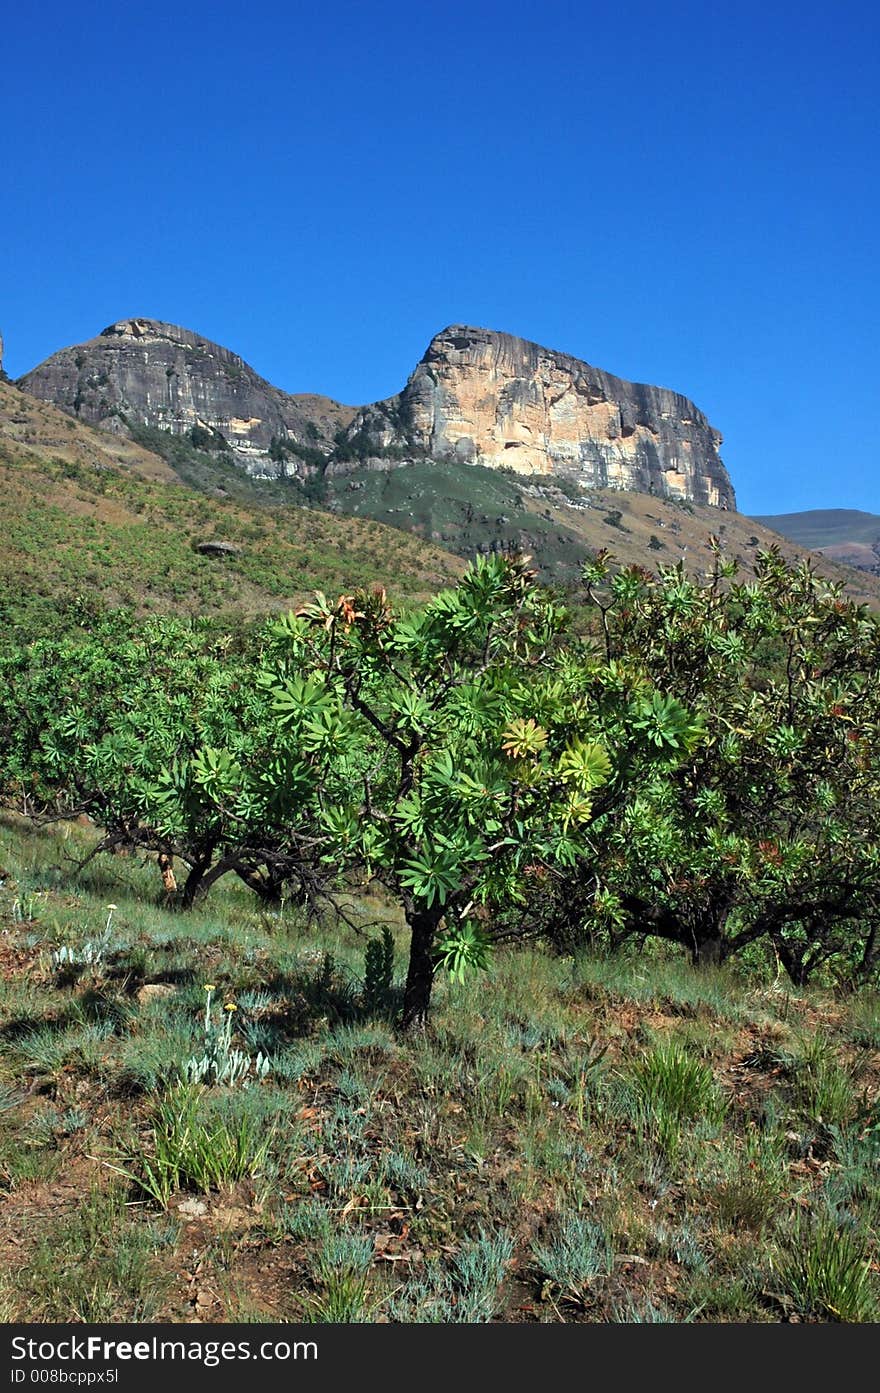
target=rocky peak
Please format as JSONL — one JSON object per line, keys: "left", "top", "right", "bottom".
{"left": 19, "top": 319, "right": 354, "bottom": 475}
{"left": 100, "top": 318, "right": 249, "bottom": 372}
{"left": 101, "top": 317, "right": 194, "bottom": 342}
{"left": 344, "top": 324, "right": 734, "bottom": 509}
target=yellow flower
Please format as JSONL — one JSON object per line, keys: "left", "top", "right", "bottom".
{"left": 106, "top": 904, "right": 118, "bottom": 911}
{"left": 224, "top": 1002, "right": 237, "bottom": 1012}
{"left": 203, "top": 984, "right": 216, "bottom": 992}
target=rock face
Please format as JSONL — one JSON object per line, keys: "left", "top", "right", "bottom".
{"left": 343, "top": 325, "right": 734, "bottom": 508}
{"left": 20, "top": 319, "right": 734, "bottom": 508}
{"left": 19, "top": 318, "right": 355, "bottom": 475}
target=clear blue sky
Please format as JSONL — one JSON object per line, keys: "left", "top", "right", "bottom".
{"left": 2, "top": 0, "right": 878, "bottom": 515}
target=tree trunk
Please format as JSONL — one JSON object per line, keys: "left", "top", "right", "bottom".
{"left": 234, "top": 866, "right": 285, "bottom": 907}
{"left": 180, "top": 861, "right": 208, "bottom": 909}
{"left": 688, "top": 903, "right": 735, "bottom": 968}
{"left": 690, "top": 935, "right": 723, "bottom": 966}
{"left": 401, "top": 903, "right": 444, "bottom": 1031}
{"left": 180, "top": 856, "right": 229, "bottom": 909}
{"left": 774, "top": 938, "right": 810, "bottom": 986}
{"left": 856, "top": 925, "right": 878, "bottom": 986}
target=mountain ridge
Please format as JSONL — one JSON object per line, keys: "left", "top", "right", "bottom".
{"left": 16, "top": 318, "right": 880, "bottom": 604}
{"left": 19, "top": 318, "right": 734, "bottom": 509}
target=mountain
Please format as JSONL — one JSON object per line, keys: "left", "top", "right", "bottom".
{"left": 20, "top": 319, "right": 733, "bottom": 508}
{"left": 755, "top": 509, "right": 880, "bottom": 576}
{"left": 340, "top": 324, "right": 734, "bottom": 509}
{"left": 18, "top": 317, "right": 355, "bottom": 473}
{"left": 0, "top": 379, "right": 463, "bottom": 635}
{"left": 16, "top": 319, "right": 880, "bottom": 603}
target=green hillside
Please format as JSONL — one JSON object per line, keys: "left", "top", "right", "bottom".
{"left": 1, "top": 812, "right": 879, "bottom": 1323}
{"left": 2, "top": 387, "right": 880, "bottom": 1328}
{"left": 6, "top": 375, "right": 879, "bottom": 636}
{"left": 316, "top": 458, "right": 880, "bottom": 603}
{"left": 86, "top": 398, "right": 880, "bottom": 601}
{"left": 0, "top": 382, "right": 464, "bottom": 635}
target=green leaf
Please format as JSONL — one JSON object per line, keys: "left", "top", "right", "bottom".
{"left": 398, "top": 846, "right": 463, "bottom": 907}
{"left": 558, "top": 738, "right": 612, "bottom": 789}
{"left": 435, "top": 920, "right": 493, "bottom": 982}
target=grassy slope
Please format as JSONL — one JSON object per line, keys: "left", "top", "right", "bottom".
{"left": 0, "top": 382, "right": 464, "bottom": 633}
{"left": 0, "top": 812, "right": 877, "bottom": 1323}
{"left": 755, "top": 509, "right": 880, "bottom": 576}
{"left": 322, "top": 460, "right": 880, "bottom": 605}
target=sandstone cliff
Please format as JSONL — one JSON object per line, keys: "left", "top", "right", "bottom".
{"left": 20, "top": 319, "right": 734, "bottom": 508}
{"left": 19, "top": 318, "right": 355, "bottom": 475}
{"left": 341, "top": 325, "right": 734, "bottom": 509}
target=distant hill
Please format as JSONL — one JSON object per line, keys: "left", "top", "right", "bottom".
{"left": 0, "top": 380, "right": 464, "bottom": 635}
{"left": 754, "top": 509, "right": 880, "bottom": 576}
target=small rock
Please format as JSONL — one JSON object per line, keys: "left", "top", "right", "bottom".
{"left": 196, "top": 540, "right": 239, "bottom": 556}
{"left": 177, "top": 1198, "right": 208, "bottom": 1219}
{"left": 136, "top": 982, "right": 178, "bottom": 1005}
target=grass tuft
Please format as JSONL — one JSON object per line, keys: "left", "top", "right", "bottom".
{"left": 114, "top": 1085, "right": 275, "bottom": 1207}
{"left": 776, "top": 1213, "right": 878, "bottom": 1322}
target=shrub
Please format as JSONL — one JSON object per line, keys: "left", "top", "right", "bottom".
{"left": 628, "top": 1041, "right": 726, "bottom": 1155}
{"left": 776, "top": 1213, "right": 877, "bottom": 1322}
{"left": 794, "top": 1034, "right": 858, "bottom": 1128}
{"left": 530, "top": 1215, "right": 613, "bottom": 1305}
{"left": 361, "top": 927, "right": 395, "bottom": 1016}
{"left": 114, "top": 1084, "right": 275, "bottom": 1207}
{"left": 189, "top": 424, "right": 230, "bottom": 453}
{"left": 446, "top": 1229, "right": 514, "bottom": 1321}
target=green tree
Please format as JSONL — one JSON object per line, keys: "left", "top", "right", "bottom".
{"left": 263, "top": 553, "right": 612, "bottom": 1026}
{"left": 559, "top": 544, "right": 880, "bottom": 980}
{"left": 0, "top": 613, "right": 331, "bottom": 908}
